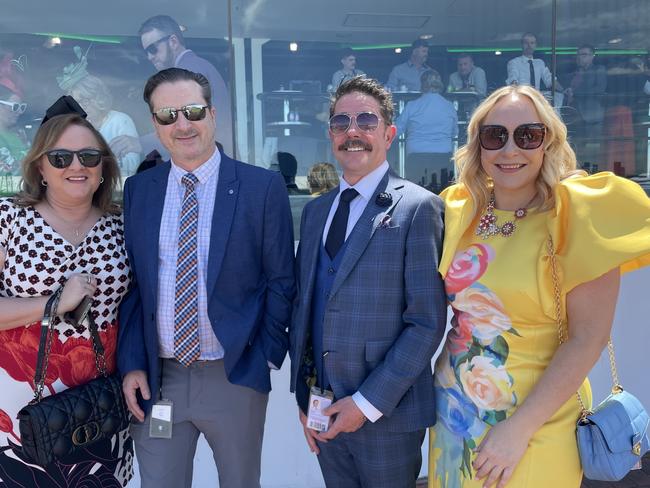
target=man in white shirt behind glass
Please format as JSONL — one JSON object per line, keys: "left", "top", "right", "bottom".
{"left": 506, "top": 32, "right": 563, "bottom": 92}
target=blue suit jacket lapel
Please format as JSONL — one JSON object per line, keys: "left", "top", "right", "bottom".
{"left": 330, "top": 171, "right": 404, "bottom": 297}
{"left": 206, "top": 155, "right": 239, "bottom": 299}
{"left": 299, "top": 190, "right": 337, "bottom": 307}
{"left": 144, "top": 163, "right": 171, "bottom": 302}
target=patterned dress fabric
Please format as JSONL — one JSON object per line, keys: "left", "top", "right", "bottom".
{"left": 429, "top": 173, "right": 650, "bottom": 487}
{"left": 0, "top": 198, "right": 133, "bottom": 488}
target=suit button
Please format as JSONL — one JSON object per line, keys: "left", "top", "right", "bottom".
{"left": 328, "top": 267, "right": 335, "bottom": 274}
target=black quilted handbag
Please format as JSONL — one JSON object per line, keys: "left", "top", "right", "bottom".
{"left": 17, "top": 289, "right": 130, "bottom": 467}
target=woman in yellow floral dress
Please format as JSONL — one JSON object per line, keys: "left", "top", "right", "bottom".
{"left": 428, "top": 84, "right": 650, "bottom": 488}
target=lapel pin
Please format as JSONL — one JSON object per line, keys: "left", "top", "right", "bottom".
{"left": 228, "top": 189, "right": 234, "bottom": 195}
{"left": 375, "top": 192, "right": 392, "bottom": 207}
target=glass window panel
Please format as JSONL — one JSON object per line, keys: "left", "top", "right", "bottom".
{"left": 557, "top": 0, "right": 650, "bottom": 186}
{"left": 0, "top": 5, "right": 230, "bottom": 196}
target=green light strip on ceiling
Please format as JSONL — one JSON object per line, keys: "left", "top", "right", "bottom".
{"left": 351, "top": 44, "right": 409, "bottom": 51}
{"left": 33, "top": 33, "right": 123, "bottom": 44}
{"left": 350, "top": 45, "right": 648, "bottom": 55}
{"left": 447, "top": 47, "right": 648, "bottom": 55}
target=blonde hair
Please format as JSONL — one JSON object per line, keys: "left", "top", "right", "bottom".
{"left": 307, "top": 162, "right": 339, "bottom": 195}
{"left": 70, "top": 75, "right": 113, "bottom": 113}
{"left": 15, "top": 114, "right": 120, "bottom": 214}
{"left": 455, "top": 84, "right": 578, "bottom": 216}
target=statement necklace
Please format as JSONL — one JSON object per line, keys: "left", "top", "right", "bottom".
{"left": 476, "top": 192, "right": 534, "bottom": 239}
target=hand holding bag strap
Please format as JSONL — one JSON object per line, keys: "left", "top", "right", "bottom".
{"left": 546, "top": 235, "right": 622, "bottom": 419}
{"left": 32, "top": 287, "right": 63, "bottom": 402}
{"left": 86, "top": 311, "right": 108, "bottom": 377}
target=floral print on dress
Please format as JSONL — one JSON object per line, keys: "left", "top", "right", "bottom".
{"left": 432, "top": 244, "right": 520, "bottom": 486}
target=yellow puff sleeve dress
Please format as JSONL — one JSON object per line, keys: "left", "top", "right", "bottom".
{"left": 428, "top": 173, "right": 650, "bottom": 488}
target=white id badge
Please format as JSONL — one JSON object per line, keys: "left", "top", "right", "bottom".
{"left": 307, "top": 387, "right": 334, "bottom": 432}
{"left": 149, "top": 400, "right": 173, "bottom": 439}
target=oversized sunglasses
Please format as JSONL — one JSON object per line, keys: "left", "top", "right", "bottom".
{"left": 479, "top": 123, "right": 546, "bottom": 150}
{"left": 144, "top": 35, "right": 171, "bottom": 55}
{"left": 152, "top": 104, "right": 209, "bottom": 125}
{"left": 0, "top": 100, "right": 27, "bottom": 114}
{"left": 46, "top": 149, "right": 104, "bottom": 169}
{"left": 329, "top": 112, "right": 381, "bottom": 134}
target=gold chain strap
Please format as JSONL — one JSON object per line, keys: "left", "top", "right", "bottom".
{"left": 546, "top": 236, "right": 623, "bottom": 419}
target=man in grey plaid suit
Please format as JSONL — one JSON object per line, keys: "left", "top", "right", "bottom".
{"left": 289, "top": 76, "right": 447, "bottom": 487}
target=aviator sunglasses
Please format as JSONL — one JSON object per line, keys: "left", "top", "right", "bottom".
{"left": 0, "top": 100, "right": 27, "bottom": 114}
{"left": 479, "top": 123, "right": 546, "bottom": 150}
{"left": 329, "top": 112, "right": 381, "bottom": 134}
{"left": 46, "top": 149, "right": 103, "bottom": 169}
{"left": 152, "top": 104, "right": 210, "bottom": 125}
{"left": 144, "top": 35, "right": 171, "bottom": 56}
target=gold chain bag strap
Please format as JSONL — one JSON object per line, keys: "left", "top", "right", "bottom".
{"left": 547, "top": 236, "right": 649, "bottom": 481}
{"left": 17, "top": 290, "right": 130, "bottom": 467}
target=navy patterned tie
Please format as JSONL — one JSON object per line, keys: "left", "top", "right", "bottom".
{"left": 174, "top": 173, "right": 200, "bottom": 366}
{"left": 325, "top": 188, "right": 359, "bottom": 258}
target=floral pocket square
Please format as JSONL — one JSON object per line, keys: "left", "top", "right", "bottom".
{"left": 377, "top": 214, "right": 399, "bottom": 229}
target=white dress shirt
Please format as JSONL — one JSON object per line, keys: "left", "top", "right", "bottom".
{"left": 322, "top": 161, "right": 389, "bottom": 423}
{"left": 506, "top": 55, "right": 553, "bottom": 90}
{"left": 157, "top": 148, "right": 224, "bottom": 360}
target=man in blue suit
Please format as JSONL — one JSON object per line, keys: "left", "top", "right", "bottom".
{"left": 289, "top": 76, "right": 447, "bottom": 487}
{"left": 117, "top": 68, "right": 295, "bottom": 488}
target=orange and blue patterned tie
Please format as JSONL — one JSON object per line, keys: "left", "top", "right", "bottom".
{"left": 174, "top": 173, "right": 200, "bottom": 366}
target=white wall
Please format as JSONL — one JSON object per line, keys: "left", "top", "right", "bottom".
{"left": 126, "top": 266, "right": 649, "bottom": 487}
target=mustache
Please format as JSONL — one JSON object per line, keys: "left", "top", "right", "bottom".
{"left": 338, "top": 139, "right": 372, "bottom": 151}
{"left": 172, "top": 129, "right": 199, "bottom": 138}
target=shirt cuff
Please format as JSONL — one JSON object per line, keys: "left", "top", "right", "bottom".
{"left": 267, "top": 361, "right": 279, "bottom": 370}
{"left": 352, "top": 391, "right": 383, "bottom": 423}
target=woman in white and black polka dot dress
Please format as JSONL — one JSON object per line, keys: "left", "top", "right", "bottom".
{"left": 0, "top": 107, "right": 133, "bottom": 487}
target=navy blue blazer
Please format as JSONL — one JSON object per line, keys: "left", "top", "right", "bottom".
{"left": 117, "top": 154, "right": 295, "bottom": 414}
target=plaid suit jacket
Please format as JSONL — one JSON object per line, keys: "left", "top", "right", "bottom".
{"left": 290, "top": 170, "right": 446, "bottom": 432}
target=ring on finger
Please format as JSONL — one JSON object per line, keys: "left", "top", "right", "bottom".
{"left": 86, "top": 275, "right": 92, "bottom": 285}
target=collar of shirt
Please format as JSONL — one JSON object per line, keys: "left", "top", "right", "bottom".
{"left": 170, "top": 147, "right": 220, "bottom": 187}
{"left": 323, "top": 161, "right": 390, "bottom": 246}
{"left": 407, "top": 60, "right": 430, "bottom": 71}
{"left": 174, "top": 49, "right": 193, "bottom": 66}
{"left": 339, "top": 160, "right": 389, "bottom": 201}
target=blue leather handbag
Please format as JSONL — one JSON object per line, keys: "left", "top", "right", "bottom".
{"left": 576, "top": 388, "right": 650, "bottom": 481}
{"left": 548, "top": 236, "right": 649, "bottom": 481}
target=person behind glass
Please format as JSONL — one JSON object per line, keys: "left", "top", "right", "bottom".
{"left": 117, "top": 68, "right": 295, "bottom": 488}
{"left": 307, "top": 162, "right": 339, "bottom": 196}
{"left": 0, "top": 100, "right": 133, "bottom": 486}
{"left": 277, "top": 150, "right": 301, "bottom": 193}
{"left": 112, "top": 14, "right": 233, "bottom": 158}
{"left": 506, "top": 32, "right": 563, "bottom": 92}
{"left": 428, "top": 84, "right": 650, "bottom": 488}
{"left": 563, "top": 45, "right": 607, "bottom": 161}
{"left": 386, "top": 39, "right": 432, "bottom": 92}
{"left": 331, "top": 48, "right": 365, "bottom": 89}
{"left": 395, "top": 69, "right": 457, "bottom": 192}
{"left": 290, "top": 76, "right": 447, "bottom": 488}
{"left": 0, "top": 54, "right": 28, "bottom": 178}
{"left": 447, "top": 53, "right": 487, "bottom": 97}
{"left": 57, "top": 45, "right": 141, "bottom": 177}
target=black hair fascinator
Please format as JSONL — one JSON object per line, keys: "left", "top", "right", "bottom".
{"left": 40, "top": 95, "right": 87, "bottom": 126}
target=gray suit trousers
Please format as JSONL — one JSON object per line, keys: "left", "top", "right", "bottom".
{"left": 130, "top": 359, "right": 268, "bottom": 488}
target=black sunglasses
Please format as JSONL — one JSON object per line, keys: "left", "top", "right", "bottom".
{"left": 479, "top": 123, "right": 546, "bottom": 150}
{"left": 144, "top": 35, "right": 171, "bottom": 56}
{"left": 46, "top": 149, "right": 104, "bottom": 169}
{"left": 152, "top": 104, "right": 210, "bottom": 125}
{"left": 329, "top": 112, "right": 381, "bottom": 134}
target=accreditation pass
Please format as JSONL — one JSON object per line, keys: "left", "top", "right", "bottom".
{"left": 307, "top": 387, "right": 334, "bottom": 432}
